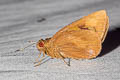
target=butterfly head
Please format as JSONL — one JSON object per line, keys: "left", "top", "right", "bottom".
{"left": 36, "top": 38, "right": 51, "bottom": 51}
{"left": 36, "top": 39, "right": 45, "bottom": 52}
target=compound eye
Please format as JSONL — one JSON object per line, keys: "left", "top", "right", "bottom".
{"left": 39, "top": 42, "right": 44, "bottom": 47}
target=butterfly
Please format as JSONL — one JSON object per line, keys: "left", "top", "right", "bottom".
{"left": 35, "top": 10, "right": 109, "bottom": 66}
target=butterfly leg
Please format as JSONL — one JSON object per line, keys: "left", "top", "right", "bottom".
{"left": 34, "top": 51, "right": 42, "bottom": 64}
{"left": 68, "top": 58, "right": 71, "bottom": 66}
{"left": 62, "top": 58, "right": 70, "bottom": 66}
{"left": 59, "top": 52, "right": 70, "bottom": 66}
{"left": 34, "top": 52, "right": 45, "bottom": 67}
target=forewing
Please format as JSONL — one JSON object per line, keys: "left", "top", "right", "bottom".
{"left": 53, "top": 30, "right": 101, "bottom": 59}
{"left": 50, "top": 10, "right": 108, "bottom": 43}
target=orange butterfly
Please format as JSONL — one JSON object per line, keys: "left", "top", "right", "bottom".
{"left": 35, "top": 10, "right": 109, "bottom": 66}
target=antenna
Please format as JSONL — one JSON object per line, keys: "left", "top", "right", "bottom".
{"left": 15, "top": 40, "right": 36, "bottom": 52}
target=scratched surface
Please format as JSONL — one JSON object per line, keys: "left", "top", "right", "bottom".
{"left": 0, "top": 0, "right": 120, "bottom": 80}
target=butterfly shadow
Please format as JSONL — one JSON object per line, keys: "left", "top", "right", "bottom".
{"left": 98, "top": 27, "right": 120, "bottom": 57}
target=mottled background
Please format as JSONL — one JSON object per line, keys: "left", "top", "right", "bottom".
{"left": 0, "top": 0, "right": 120, "bottom": 80}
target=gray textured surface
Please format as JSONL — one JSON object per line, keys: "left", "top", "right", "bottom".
{"left": 0, "top": 0, "right": 120, "bottom": 80}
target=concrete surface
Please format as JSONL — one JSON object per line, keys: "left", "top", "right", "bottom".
{"left": 0, "top": 0, "right": 120, "bottom": 80}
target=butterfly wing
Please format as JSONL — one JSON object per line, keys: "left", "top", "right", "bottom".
{"left": 51, "top": 30, "right": 101, "bottom": 59}
{"left": 51, "top": 10, "right": 108, "bottom": 43}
